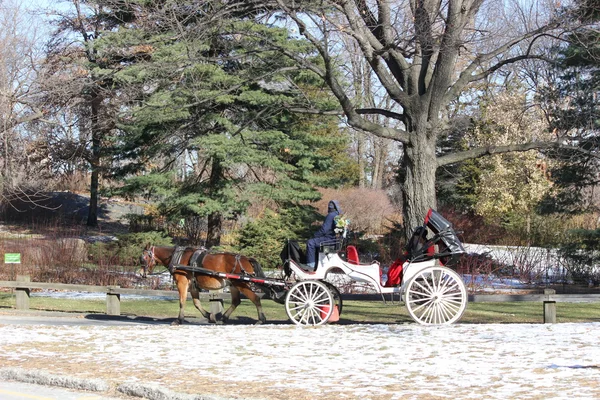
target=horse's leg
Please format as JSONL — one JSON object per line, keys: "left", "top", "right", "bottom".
{"left": 236, "top": 283, "right": 267, "bottom": 325}
{"left": 172, "top": 273, "right": 189, "bottom": 326}
{"left": 189, "top": 283, "right": 211, "bottom": 321}
{"left": 221, "top": 285, "right": 240, "bottom": 324}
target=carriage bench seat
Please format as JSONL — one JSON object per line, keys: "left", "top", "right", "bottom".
{"left": 344, "top": 246, "right": 379, "bottom": 268}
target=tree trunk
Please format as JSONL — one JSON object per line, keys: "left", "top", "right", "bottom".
{"left": 371, "top": 138, "right": 388, "bottom": 189}
{"left": 402, "top": 133, "right": 438, "bottom": 237}
{"left": 87, "top": 167, "right": 99, "bottom": 227}
{"left": 356, "top": 131, "right": 367, "bottom": 187}
{"left": 206, "top": 211, "right": 222, "bottom": 248}
{"left": 2, "top": 129, "right": 9, "bottom": 185}
{"left": 206, "top": 157, "right": 223, "bottom": 247}
{"left": 86, "top": 95, "right": 101, "bottom": 227}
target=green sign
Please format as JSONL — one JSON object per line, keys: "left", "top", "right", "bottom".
{"left": 4, "top": 253, "right": 21, "bottom": 264}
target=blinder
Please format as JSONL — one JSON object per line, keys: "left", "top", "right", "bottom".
{"left": 140, "top": 247, "right": 156, "bottom": 277}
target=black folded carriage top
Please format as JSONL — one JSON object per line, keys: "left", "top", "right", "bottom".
{"left": 406, "top": 209, "right": 465, "bottom": 266}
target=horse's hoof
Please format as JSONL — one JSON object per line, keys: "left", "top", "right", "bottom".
{"left": 215, "top": 320, "right": 224, "bottom": 325}
{"left": 255, "top": 320, "right": 264, "bottom": 325}
{"left": 171, "top": 319, "right": 184, "bottom": 326}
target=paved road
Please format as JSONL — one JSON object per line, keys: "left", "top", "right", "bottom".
{"left": 0, "top": 310, "right": 208, "bottom": 327}
{"left": 0, "top": 380, "right": 125, "bottom": 400}
{"left": 0, "top": 315, "right": 143, "bottom": 327}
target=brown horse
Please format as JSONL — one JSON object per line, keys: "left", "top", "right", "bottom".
{"left": 140, "top": 245, "right": 267, "bottom": 325}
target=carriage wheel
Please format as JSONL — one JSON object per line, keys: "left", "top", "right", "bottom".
{"left": 285, "top": 281, "right": 334, "bottom": 326}
{"left": 404, "top": 266, "right": 467, "bottom": 325}
{"left": 324, "top": 282, "right": 343, "bottom": 316}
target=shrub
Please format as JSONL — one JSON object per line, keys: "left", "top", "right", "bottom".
{"left": 88, "top": 231, "right": 173, "bottom": 269}
{"left": 558, "top": 229, "right": 600, "bottom": 285}
{"left": 235, "top": 208, "right": 311, "bottom": 270}
{"left": 455, "top": 253, "right": 509, "bottom": 292}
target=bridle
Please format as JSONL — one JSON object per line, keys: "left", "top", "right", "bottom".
{"left": 140, "top": 246, "right": 157, "bottom": 278}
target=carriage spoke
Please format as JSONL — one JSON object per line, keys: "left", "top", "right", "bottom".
{"left": 299, "top": 309, "right": 310, "bottom": 325}
{"left": 423, "top": 274, "right": 436, "bottom": 293}
{"left": 422, "top": 303, "right": 435, "bottom": 324}
{"left": 311, "top": 307, "right": 324, "bottom": 324}
{"left": 408, "top": 296, "right": 434, "bottom": 314}
{"left": 288, "top": 303, "right": 305, "bottom": 313}
{"left": 433, "top": 304, "right": 443, "bottom": 324}
{"left": 411, "top": 279, "right": 433, "bottom": 294}
{"left": 438, "top": 301, "right": 454, "bottom": 323}
{"left": 288, "top": 288, "right": 309, "bottom": 303}
{"left": 437, "top": 273, "right": 452, "bottom": 292}
{"left": 439, "top": 276, "right": 460, "bottom": 294}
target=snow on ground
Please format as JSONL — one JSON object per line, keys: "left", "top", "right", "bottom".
{"left": 0, "top": 321, "right": 599, "bottom": 399}
{"left": 3, "top": 246, "right": 599, "bottom": 399}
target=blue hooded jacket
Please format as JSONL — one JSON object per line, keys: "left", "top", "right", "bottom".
{"left": 313, "top": 200, "right": 342, "bottom": 239}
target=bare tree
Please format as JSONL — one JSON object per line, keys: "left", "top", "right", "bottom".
{"left": 43, "top": 0, "right": 126, "bottom": 227}
{"left": 264, "top": 0, "right": 580, "bottom": 234}
{"left": 339, "top": 32, "right": 400, "bottom": 190}
{"left": 0, "top": 0, "right": 50, "bottom": 207}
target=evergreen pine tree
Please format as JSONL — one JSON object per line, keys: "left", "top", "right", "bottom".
{"left": 538, "top": 0, "right": 600, "bottom": 213}
{"left": 88, "top": 0, "right": 354, "bottom": 245}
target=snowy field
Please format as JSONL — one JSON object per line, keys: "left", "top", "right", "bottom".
{"left": 2, "top": 244, "right": 599, "bottom": 399}
{"left": 0, "top": 320, "right": 599, "bottom": 399}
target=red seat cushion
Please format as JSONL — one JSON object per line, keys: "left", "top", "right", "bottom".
{"left": 347, "top": 245, "right": 359, "bottom": 265}
{"left": 385, "top": 255, "right": 405, "bottom": 287}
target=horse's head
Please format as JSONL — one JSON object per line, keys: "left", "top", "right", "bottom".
{"left": 139, "top": 244, "right": 157, "bottom": 278}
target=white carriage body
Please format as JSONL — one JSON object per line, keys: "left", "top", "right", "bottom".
{"left": 287, "top": 251, "right": 436, "bottom": 296}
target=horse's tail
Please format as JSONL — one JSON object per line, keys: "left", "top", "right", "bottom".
{"left": 249, "top": 258, "right": 265, "bottom": 278}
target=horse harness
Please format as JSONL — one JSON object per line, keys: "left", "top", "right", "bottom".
{"left": 168, "top": 247, "right": 252, "bottom": 294}
{"left": 167, "top": 246, "right": 186, "bottom": 274}
{"left": 168, "top": 246, "right": 207, "bottom": 274}
{"left": 233, "top": 253, "right": 251, "bottom": 275}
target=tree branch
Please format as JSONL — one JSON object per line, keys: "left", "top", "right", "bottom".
{"left": 274, "top": 0, "right": 410, "bottom": 143}
{"left": 288, "top": 108, "right": 344, "bottom": 115}
{"left": 436, "top": 141, "right": 598, "bottom": 167}
{"left": 334, "top": 0, "right": 410, "bottom": 104}
{"left": 0, "top": 111, "right": 44, "bottom": 134}
{"left": 447, "top": 22, "right": 561, "bottom": 102}
{"left": 356, "top": 108, "right": 405, "bottom": 121}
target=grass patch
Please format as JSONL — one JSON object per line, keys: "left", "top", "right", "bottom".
{"left": 460, "top": 302, "right": 600, "bottom": 324}
{"left": 1, "top": 292, "right": 599, "bottom": 324}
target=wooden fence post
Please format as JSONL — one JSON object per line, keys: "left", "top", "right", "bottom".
{"left": 209, "top": 289, "right": 224, "bottom": 322}
{"left": 15, "top": 275, "right": 30, "bottom": 310}
{"left": 543, "top": 288, "right": 556, "bottom": 324}
{"left": 106, "top": 286, "right": 121, "bottom": 316}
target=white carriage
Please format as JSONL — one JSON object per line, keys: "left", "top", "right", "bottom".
{"left": 281, "top": 209, "right": 468, "bottom": 326}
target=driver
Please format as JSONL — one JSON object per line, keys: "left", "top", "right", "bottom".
{"left": 306, "top": 200, "right": 341, "bottom": 269}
